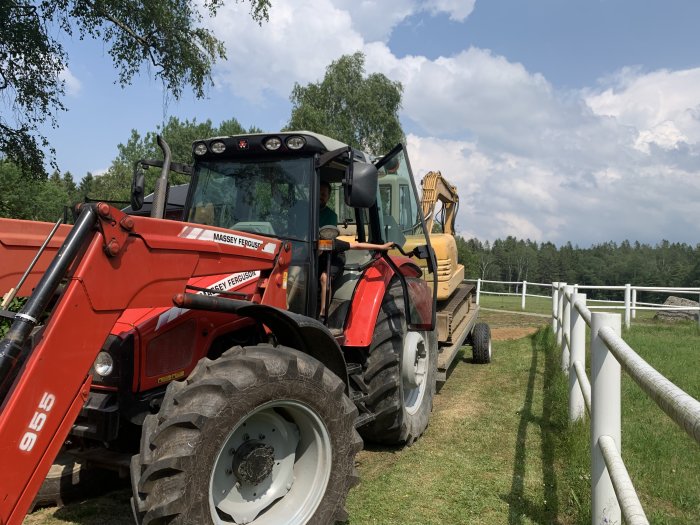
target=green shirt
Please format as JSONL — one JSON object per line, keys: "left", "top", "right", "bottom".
{"left": 319, "top": 205, "right": 338, "bottom": 227}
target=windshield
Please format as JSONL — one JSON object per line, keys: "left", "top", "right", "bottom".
{"left": 187, "top": 157, "right": 313, "bottom": 241}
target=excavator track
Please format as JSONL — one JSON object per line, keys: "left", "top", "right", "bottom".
{"left": 436, "top": 282, "right": 478, "bottom": 382}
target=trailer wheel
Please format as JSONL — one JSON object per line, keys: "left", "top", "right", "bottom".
{"left": 360, "top": 281, "right": 437, "bottom": 445}
{"left": 472, "top": 322, "right": 492, "bottom": 364}
{"left": 131, "top": 344, "right": 361, "bottom": 525}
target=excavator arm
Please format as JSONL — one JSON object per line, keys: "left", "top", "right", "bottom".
{"left": 420, "top": 170, "right": 459, "bottom": 236}
{"left": 0, "top": 204, "right": 288, "bottom": 525}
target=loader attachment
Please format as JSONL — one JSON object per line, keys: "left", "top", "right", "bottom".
{"left": 0, "top": 203, "right": 285, "bottom": 525}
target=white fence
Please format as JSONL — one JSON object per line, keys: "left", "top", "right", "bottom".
{"left": 553, "top": 283, "right": 700, "bottom": 525}
{"left": 470, "top": 278, "right": 554, "bottom": 310}
{"left": 472, "top": 278, "right": 700, "bottom": 327}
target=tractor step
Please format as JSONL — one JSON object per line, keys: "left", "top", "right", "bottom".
{"left": 351, "top": 390, "right": 367, "bottom": 402}
{"left": 346, "top": 362, "right": 362, "bottom": 376}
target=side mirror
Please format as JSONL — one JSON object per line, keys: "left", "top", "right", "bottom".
{"left": 131, "top": 161, "right": 146, "bottom": 211}
{"left": 344, "top": 161, "right": 378, "bottom": 208}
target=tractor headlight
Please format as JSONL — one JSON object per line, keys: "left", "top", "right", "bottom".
{"left": 285, "top": 136, "right": 306, "bottom": 150}
{"left": 94, "top": 351, "right": 114, "bottom": 377}
{"left": 210, "top": 141, "right": 226, "bottom": 154}
{"left": 193, "top": 143, "right": 208, "bottom": 156}
{"left": 263, "top": 137, "right": 282, "bottom": 151}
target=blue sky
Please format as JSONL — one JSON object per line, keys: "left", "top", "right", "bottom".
{"left": 42, "top": 0, "right": 700, "bottom": 246}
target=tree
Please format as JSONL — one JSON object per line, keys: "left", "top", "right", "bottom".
{"left": 0, "top": 161, "right": 73, "bottom": 221}
{"left": 1, "top": 0, "right": 270, "bottom": 178}
{"left": 287, "top": 52, "right": 404, "bottom": 155}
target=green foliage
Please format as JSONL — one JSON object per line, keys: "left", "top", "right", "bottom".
{"left": 1, "top": 0, "right": 270, "bottom": 178}
{"left": 0, "top": 160, "right": 76, "bottom": 221}
{"left": 287, "top": 52, "right": 404, "bottom": 155}
{"left": 0, "top": 297, "right": 28, "bottom": 338}
{"left": 459, "top": 235, "right": 700, "bottom": 299}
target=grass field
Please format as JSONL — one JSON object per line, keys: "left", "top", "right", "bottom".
{"left": 479, "top": 292, "right": 663, "bottom": 322}
{"left": 22, "top": 310, "right": 699, "bottom": 524}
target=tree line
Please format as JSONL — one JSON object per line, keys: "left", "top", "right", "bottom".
{"left": 457, "top": 236, "right": 700, "bottom": 300}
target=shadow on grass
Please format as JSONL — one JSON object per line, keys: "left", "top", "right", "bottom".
{"left": 502, "top": 326, "right": 562, "bottom": 525}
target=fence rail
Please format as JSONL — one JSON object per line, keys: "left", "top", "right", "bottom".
{"left": 553, "top": 282, "right": 700, "bottom": 525}
{"left": 471, "top": 278, "right": 700, "bottom": 327}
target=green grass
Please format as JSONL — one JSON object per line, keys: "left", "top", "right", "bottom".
{"left": 479, "top": 292, "right": 661, "bottom": 322}
{"left": 346, "top": 324, "right": 563, "bottom": 525}
{"left": 480, "top": 293, "right": 553, "bottom": 316}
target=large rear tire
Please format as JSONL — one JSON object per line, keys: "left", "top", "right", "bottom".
{"left": 131, "top": 344, "right": 361, "bottom": 525}
{"left": 359, "top": 281, "right": 437, "bottom": 445}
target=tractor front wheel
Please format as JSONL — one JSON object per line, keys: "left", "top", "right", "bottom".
{"left": 131, "top": 344, "right": 361, "bottom": 525}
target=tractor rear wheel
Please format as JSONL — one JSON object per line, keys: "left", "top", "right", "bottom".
{"left": 359, "top": 281, "right": 437, "bottom": 445}
{"left": 131, "top": 344, "right": 361, "bottom": 525}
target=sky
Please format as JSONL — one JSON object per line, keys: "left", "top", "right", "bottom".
{"left": 44, "top": 0, "right": 700, "bottom": 247}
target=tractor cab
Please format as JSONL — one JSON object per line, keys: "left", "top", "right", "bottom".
{"left": 135, "top": 131, "right": 436, "bottom": 328}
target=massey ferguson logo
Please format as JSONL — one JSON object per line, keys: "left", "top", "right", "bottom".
{"left": 155, "top": 270, "right": 260, "bottom": 330}
{"left": 212, "top": 232, "right": 262, "bottom": 250}
{"left": 179, "top": 226, "right": 274, "bottom": 252}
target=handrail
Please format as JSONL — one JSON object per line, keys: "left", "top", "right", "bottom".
{"left": 598, "top": 436, "right": 649, "bottom": 525}
{"left": 572, "top": 361, "right": 591, "bottom": 413}
{"left": 598, "top": 326, "right": 700, "bottom": 444}
{"left": 552, "top": 282, "right": 700, "bottom": 523}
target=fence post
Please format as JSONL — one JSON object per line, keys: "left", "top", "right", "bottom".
{"left": 569, "top": 292, "right": 586, "bottom": 423}
{"left": 624, "top": 283, "right": 631, "bottom": 329}
{"left": 521, "top": 280, "right": 527, "bottom": 310}
{"left": 476, "top": 278, "right": 481, "bottom": 305}
{"left": 591, "top": 312, "right": 622, "bottom": 525}
{"left": 562, "top": 285, "right": 573, "bottom": 374}
{"left": 632, "top": 288, "right": 637, "bottom": 320}
{"left": 557, "top": 282, "right": 566, "bottom": 346}
{"left": 552, "top": 282, "right": 559, "bottom": 334}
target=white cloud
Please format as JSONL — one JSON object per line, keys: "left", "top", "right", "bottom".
{"left": 202, "top": 0, "right": 700, "bottom": 245}
{"left": 327, "top": 0, "right": 475, "bottom": 42}
{"left": 424, "top": 0, "right": 476, "bottom": 21}
{"left": 585, "top": 67, "right": 700, "bottom": 152}
{"left": 60, "top": 67, "right": 82, "bottom": 97}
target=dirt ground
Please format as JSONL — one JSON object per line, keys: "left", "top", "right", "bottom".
{"left": 490, "top": 326, "right": 540, "bottom": 340}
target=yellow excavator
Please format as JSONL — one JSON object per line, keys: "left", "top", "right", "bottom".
{"left": 379, "top": 170, "right": 491, "bottom": 380}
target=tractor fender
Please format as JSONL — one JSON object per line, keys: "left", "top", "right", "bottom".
{"left": 344, "top": 256, "right": 426, "bottom": 347}
{"left": 208, "top": 301, "right": 350, "bottom": 392}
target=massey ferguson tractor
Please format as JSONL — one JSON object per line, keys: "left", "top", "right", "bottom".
{"left": 0, "top": 131, "right": 489, "bottom": 524}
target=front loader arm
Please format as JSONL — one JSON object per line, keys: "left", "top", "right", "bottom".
{"left": 0, "top": 204, "right": 285, "bottom": 525}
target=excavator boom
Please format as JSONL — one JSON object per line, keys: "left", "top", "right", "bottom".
{"left": 420, "top": 170, "right": 459, "bottom": 236}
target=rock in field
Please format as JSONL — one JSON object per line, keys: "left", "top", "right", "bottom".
{"left": 654, "top": 296, "right": 699, "bottom": 322}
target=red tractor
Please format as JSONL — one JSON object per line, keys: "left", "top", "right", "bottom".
{"left": 0, "top": 131, "right": 449, "bottom": 524}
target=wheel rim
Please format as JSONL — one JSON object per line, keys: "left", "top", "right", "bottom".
{"left": 401, "top": 331, "right": 428, "bottom": 416}
{"left": 209, "top": 400, "right": 332, "bottom": 524}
